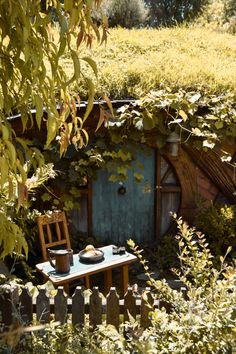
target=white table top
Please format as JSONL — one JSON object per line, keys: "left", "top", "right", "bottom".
{"left": 36, "top": 245, "right": 137, "bottom": 285}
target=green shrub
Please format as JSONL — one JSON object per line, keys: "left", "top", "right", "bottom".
{"left": 145, "top": 0, "right": 209, "bottom": 27}
{"left": 1, "top": 217, "right": 236, "bottom": 353}
{"left": 195, "top": 203, "right": 236, "bottom": 261}
{"left": 93, "top": 0, "right": 149, "bottom": 28}
{"left": 196, "top": 0, "right": 236, "bottom": 34}
{"left": 128, "top": 217, "right": 236, "bottom": 353}
{"left": 154, "top": 233, "right": 179, "bottom": 273}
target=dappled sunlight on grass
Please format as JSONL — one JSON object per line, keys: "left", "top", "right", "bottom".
{"left": 60, "top": 26, "right": 236, "bottom": 99}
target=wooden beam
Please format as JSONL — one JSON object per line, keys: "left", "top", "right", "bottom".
{"left": 184, "top": 146, "right": 236, "bottom": 204}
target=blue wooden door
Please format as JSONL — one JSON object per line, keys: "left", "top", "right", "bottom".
{"left": 92, "top": 148, "right": 155, "bottom": 245}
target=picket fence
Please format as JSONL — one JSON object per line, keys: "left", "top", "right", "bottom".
{"left": 0, "top": 284, "right": 163, "bottom": 332}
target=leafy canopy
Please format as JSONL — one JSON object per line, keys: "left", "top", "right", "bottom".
{"left": 0, "top": 0, "right": 104, "bottom": 258}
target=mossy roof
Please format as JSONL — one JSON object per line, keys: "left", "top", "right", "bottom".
{"left": 65, "top": 26, "right": 236, "bottom": 99}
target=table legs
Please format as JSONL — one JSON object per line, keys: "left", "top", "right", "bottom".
{"left": 62, "top": 276, "right": 90, "bottom": 294}
{"left": 121, "top": 264, "right": 129, "bottom": 296}
{"left": 59, "top": 264, "right": 131, "bottom": 296}
{"left": 106, "top": 265, "right": 130, "bottom": 296}
{"left": 63, "top": 283, "right": 70, "bottom": 294}
{"left": 85, "top": 275, "right": 90, "bottom": 288}
{"left": 104, "top": 269, "right": 112, "bottom": 294}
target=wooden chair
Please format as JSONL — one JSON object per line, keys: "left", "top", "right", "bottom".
{"left": 36, "top": 210, "right": 90, "bottom": 290}
{"left": 36, "top": 211, "right": 71, "bottom": 261}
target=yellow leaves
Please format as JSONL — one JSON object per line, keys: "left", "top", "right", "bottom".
{"left": 0, "top": 157, "right": 9, "bottom": 188}
{"left": 69, "top": 8, "right": 80, "bottom": 30}
{"left": 58, "top": 120, "right": 89, "bottom": 156}
{"left": 71, "top": 127, "right": 89, "bottom": 150}
{"left": 83, "top": 77, "right": 95, "bottom": 122}
{"left": 34, "top": 94, "right": 44, "bottom": 129}
{"left": 0, "top": 0, "right": 106, "bottom": 261}
{"left": 1, "top": 125, "right": 10, "bottom": 141}
{"left": 46, "top": 114, "right": 58, "bottom": 147}
{"left": 179, "top": 110, "right": 188, "bottom": 122}
{"left": 16, "top": 160, "right": 27, "bottom": 184}
{"left": 2, "top": 35, "right": 10, "bottom": 48}
{"left": 81, "top": 128, "right": 89, "bottom": 146}
{"left": 133, "top": 172, "right": 144, "bottom": 183}
{"left": 5, "top": 141, "right": 16, "bottom": 166}
{"left": 76, "top": 30, "right": 84, "bottom": 48}
{"left": 0, "top": 212, "right": 28, "bottom": 259}
{"left": 71, "top": 50, "right": 81, "bottom": 80}
{"left": 59, "top": 122, "right": 71, "bottom": 156}
{"left": 58, "top": 36, "right": 67, "bottom": 57}
{"left": 103, "top": 94, "right": 114, "bottom": 117}
{"left": 64, "top": 0, "right": 74, "bottom": 12}
{"left": 95, "top": 106, "right": 107, "bottom": 132}
{"left": 82, "top": 56, "right": 98, "bottom": 77}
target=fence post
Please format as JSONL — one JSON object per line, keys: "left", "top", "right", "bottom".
{"left": 106, "top": 287, "right": 119, "bottom": 329}
{"left": 36, "top": 288, "right": 50, "bottom": 324}
{"left": 19, "top": 287, "right": 33, "bottom": 325}
{"left": 72, "top": 287, "right": 84, "bottom": 326}
{"left": 124, "top": 287, "right": 136, "bottom": 322}
{"left": 89, "top": 287, "right": 102, "bottom": 327}
{"left": 140, "top": 287, "right": 154, "bottom": 328}
{"left": 0, "top": 284, "right": 19, "bottom": 332}
{"left": 54, "top": 287, "right": 67, "bottom": 324}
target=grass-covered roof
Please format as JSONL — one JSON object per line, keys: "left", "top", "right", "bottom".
{"left": 64, "top": 26, "right": 236, "bottom": 99}
{"left": 56, "top": 26, "right": 236, "bottom": 155}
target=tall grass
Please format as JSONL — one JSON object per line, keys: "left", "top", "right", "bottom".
{"left": 61, "top": 26, "right": 236, "bottom": 99}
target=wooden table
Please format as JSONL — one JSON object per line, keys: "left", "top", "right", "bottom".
{"left": 36, "top": 245, "right": 137, "bottom": 295}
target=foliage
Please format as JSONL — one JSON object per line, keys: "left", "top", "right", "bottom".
{"left": 72, "top": 27, "right": 236, "bottom": 99}
{"left": 93, "top": 0, "right": 149, "bottom": 28}
{"left": 1, "top": 3, "right": 235, "bottom": 262}
{"left": 195, "top": 203, "right": 236, "bottom": 261}
{"left": 0, "top": 0, "right": 105, "bottom": 259}
{"left": 154, "top": 233, "right": 179, "bottom": 272}
{"left": 145, "top": 0, "right": 209, "bottom": 27}
{"left": 0, "top": 0, "right": 105, "bottom": 183}
{"left": 127, "top": 217, "right": 236, "bottom": 353}
{"left": 31, "top": 139, "right": 143, "bottom": 216}
{"left": 196, "top": 0, "right": 236, "bottom": 34}
{"left": 0, "top": 163, "right": 56, "bottom": 259}
{"left": 0, "top": 0, "right": 102, "bottom": 186}
{"left": 25, "top": 84, "right": 235, "bottom": 224}
{"left": 1, "top": 217, "right": 236, "bottom": 353}
{"left": 99, "top": 89, "right": 235, "bottom": 159}
{"left": 0, "top": 213, "right": 28, "bottom": 260}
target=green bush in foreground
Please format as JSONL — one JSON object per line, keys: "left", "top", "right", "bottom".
{"left": 1, "top": 218, "right": 236, "bottom": 353}
{"left": 195, "top": 204, "right": 236, "bottom": 262}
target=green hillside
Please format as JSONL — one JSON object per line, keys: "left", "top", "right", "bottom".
{"left": 64, "top": 26, "right": 236, "bottom": 99}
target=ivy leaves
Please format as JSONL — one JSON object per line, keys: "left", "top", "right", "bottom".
{"left": 110, "top": 88, "right": 235, "bottom": 153}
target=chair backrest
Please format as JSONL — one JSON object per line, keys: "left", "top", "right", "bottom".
{"left": 36, "top": 211, "right": 71, "bottom": 261}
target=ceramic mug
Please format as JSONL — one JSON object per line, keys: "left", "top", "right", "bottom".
{"left": 48, "top": 249, "right": 70, "bottom": 273}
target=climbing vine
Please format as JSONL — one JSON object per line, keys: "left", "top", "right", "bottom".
{"left": 101, "top": 88, "right": 236, "bottom": 161}
{"left": 31, "top": 85, "right": 236, "bottom": 214}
